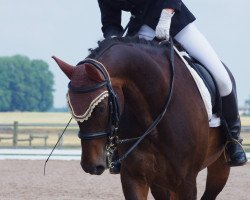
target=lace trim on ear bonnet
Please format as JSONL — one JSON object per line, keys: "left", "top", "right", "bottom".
{"left": 67, "top": 91, "right": 109, "bottom": 122}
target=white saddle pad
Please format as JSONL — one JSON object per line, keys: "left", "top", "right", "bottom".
{"left": 174, "top": 46, "right": 220, "bottom": 127}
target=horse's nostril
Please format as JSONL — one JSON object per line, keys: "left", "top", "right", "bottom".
{"left": 80, "top": 162, "right": 105, "bottom": 175}
{"left": 96, "top": 165, "right": 105, "bottom": 174}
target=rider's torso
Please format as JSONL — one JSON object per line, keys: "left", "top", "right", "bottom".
{"left": 105, "top": 0, "right": 149, "bottom": 12}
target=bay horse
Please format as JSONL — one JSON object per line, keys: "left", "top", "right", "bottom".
{"left": 53, "top": 37, "right": 230, "bottom": 199}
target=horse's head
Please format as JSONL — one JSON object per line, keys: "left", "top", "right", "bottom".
{"left": 53, "top": 56, "right": 121, "bottom": 175}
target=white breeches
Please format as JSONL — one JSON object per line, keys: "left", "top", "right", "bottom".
{"left": 138, "top": 23, "right": 232, "bottom": 97}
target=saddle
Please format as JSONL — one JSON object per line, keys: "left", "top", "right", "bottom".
{"left": 184, "top": 56, "right": 219, "bottom": 113}
{"left": 174, "top": 43, "right": 221, "bottom": 125}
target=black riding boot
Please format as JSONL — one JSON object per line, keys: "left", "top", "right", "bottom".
{"left": 109, "top": 149, "right": 121, "bottom": 174}
{"left": 222, "top": 90, "right": 247, "bottom": 166}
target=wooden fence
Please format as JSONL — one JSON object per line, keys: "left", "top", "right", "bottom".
{"left": 0, "top": 121, "right": 249, "bottom": 149}
{"left": 0, "top": 121, "right": 79, "bottom": 148}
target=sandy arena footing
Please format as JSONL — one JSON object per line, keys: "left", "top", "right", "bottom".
{"left": 0, "top": 160, "right": 249, "bottom": 200}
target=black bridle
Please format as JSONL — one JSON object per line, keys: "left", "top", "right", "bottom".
{"left": 69, "top": 58, "right": 120, "bottom": 141}
{"left": 44, "top": 39, "right": 175, "bottom": 175}
{"left": 69, "top": 39, "right": 175, "bottom": 168}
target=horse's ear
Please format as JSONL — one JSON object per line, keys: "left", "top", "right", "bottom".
{"left": 85, "top": 64, "right": 105, "bottom": 82}
{"left": 52, "top": 56, "right": 74, "bottom": 79}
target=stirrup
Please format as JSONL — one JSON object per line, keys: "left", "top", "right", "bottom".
{"left": 223, "top": 139, "right": 247, "bottom": 166}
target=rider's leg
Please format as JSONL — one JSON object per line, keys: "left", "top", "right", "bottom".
{"left": 174, "top": 22, "right": 247, "bottom": 166}
{"left": 174, "top": 22, "right": 232, "bottom": 96}
{"left": 138, "top": 25, "right": 156, "bottom": 40}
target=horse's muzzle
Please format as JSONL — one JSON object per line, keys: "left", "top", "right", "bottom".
{"left": 80, "top": 161, "right": 106, "bottom": 175}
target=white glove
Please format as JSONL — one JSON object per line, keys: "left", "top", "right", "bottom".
{"left": 155, "top": 9, "right": 174, "bottom": 40}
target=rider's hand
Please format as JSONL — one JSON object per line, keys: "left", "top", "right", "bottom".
{"left": 155, "top": 9, "right": 174, "bottom": 40}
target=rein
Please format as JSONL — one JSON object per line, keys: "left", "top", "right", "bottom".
{"left": 44, "top": 38, "right": 175, "bottom": 172}
{"left": 44, "top": 117, "right": 72, "bottom": 175}
{"left": 111, "top": 38, "right": 175, "bottom": 166}
{"left": 73, "top": 38, "right": 175, "bottom": 167}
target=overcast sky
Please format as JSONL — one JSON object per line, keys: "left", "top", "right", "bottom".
{"left": 0, "top": 0, "right": 249, "bottom": 107}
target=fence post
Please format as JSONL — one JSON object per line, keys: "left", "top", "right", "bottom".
{"left": 13, "top": 121, "right": 18, "bottom": 147}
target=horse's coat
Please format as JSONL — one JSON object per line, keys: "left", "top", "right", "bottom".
{"left": 174, "top": 47, "right": 220, "bottom": 127}
{"left": 54, "top": 37, "right": 230, "bottom": 200}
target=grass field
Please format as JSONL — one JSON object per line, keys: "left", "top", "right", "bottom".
{"left": 0, "top": 112, "right": 79, "bottom": 148}
{"left": 0, "top": 112, "right": 249, "bottom": 149}
{"left": 0, "top": 112, "right": 249, "bottom": 125}
{"left": 0, "top": 112, "right": 77, "bottom": 124}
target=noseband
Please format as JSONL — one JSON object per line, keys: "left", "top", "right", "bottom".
{"left": 68, "top": 58, "right": 120, "bottom": 141}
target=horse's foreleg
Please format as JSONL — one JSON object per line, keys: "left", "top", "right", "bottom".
{"left": 172, "top": 175, "right": 198, "bottom": 200}
{"left": 121, "top": 171, "right": 149, "bottom": 200}
{"left": 201, "top": 154, "right": 230, "bottom": 200}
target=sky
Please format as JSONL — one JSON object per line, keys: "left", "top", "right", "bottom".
{"left": 0, "top": 0, "right": 249, "bottom": 107}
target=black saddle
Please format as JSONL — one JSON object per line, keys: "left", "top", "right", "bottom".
{"left": 183, "top": 56, "right": 220, "bottom": 114}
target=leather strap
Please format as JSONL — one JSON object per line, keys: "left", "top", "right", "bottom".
{"left": 78, "top": 131, "right": 109, "bottom": 140}
{"left": 112, "top": 38, "right": 176, "bottom": 166}
{"left": 68, "top": 58, "right": 120, "bottom": 141}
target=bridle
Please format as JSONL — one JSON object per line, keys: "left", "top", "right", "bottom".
{"left": 69, "top": 58, "right": 120, "bottom": 141}
{"left": 44, "top": 39, "right": 175, "bottom": 175}
{"left": 45, "top": 39, "right": 175, "bottom": 172}
{"left": 68, "top": 38, "right": 175, "bottom": 169}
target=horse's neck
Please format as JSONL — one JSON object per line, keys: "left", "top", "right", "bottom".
{"left": 123, "top": 80, "right": 154, "bottom": 128}
{"left": 110, "top": 48, "right": 171, "bottom": 129}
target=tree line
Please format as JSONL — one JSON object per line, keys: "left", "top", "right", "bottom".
{"left": 0, "top": 55, "right": 54, "bottom": 111}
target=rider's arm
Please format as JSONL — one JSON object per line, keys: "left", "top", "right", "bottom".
{"left": 98, "top": 0, "right": 123, "bottom": 38}
{"left": 155, "top": 0, "right": 182, "bottom": 39}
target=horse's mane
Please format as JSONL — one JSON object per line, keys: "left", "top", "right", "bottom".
{"left": 87, "top": 37, "right": 167, "bottom": 59}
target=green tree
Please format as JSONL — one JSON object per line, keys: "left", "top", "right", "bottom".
{"left": 0, "top": 55, "right": 54, "bottom": 111}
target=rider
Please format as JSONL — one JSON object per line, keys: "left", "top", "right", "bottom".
{"left": 97, "top": 0, "right": 247, "bottom": 173}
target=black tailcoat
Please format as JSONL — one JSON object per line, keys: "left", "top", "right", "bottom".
{"left": 98, "top": 0, "right": 196, "bottom": 38}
